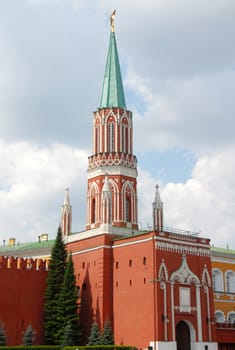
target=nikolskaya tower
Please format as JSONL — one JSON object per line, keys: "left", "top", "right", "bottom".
{"left": 86, "top": 11, "right": 138, "bottom": 233}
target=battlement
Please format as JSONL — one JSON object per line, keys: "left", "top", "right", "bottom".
{"left": 0, "top": 255, "right": 49, "bottom": 271}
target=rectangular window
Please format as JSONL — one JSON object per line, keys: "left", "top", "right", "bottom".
{"left": 179, "top": 287, "right": 191, "bottom": 312}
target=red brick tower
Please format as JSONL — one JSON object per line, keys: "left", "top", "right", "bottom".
{"left": 86, "top": 12, "right": 138, "bottom": 232}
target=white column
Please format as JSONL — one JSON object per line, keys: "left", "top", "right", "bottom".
{"left": 196, "top": 284, "right": 202, "bottom": 342}
{"left": 205, "top": 286, "right": 211, "bottom": 341}
{"left": 171, "top": 282, "right": 175, "bottom": 340}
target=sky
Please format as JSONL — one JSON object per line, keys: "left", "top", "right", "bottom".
{"left": 0, "top": 0, "right": 235, "bottom": 248}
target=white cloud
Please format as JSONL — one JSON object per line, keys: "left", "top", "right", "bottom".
{"left": 162, "top": 148, "right": 235, "bottom": 248}
{"left": 128, "top": 69, "right": 235, "bottom": 154}
{"left": 0, "top": 141, "right": 88, "bottom": 243}
{"left": 138, "top": 148, "right": 235, "bottom": 248}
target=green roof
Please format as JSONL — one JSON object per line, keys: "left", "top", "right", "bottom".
{"left": 0, "top": 239, "right": 55, "bottom": 253}
{"left": 100, "top": 31, "right": 126, "bottom": 109}
{"left": 211, "top": 246, "right": 235, "bottom": 255}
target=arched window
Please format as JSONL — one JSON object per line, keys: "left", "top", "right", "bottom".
{"left": 228, "top": 312, "right": 235, "bottom": 324}
{"left": 215, "top": 311, "right": 225, "bottom": 323}
{"left": 95, "top": 126, "right": 100, "bottom": 153}
{"left": 108, "top": 123, "right": 115, "bottom": 152}
{"left": 212, "top": 269, "right": 223, "bottom": 292}
{"left": 125, "top": 196, "right": 131, "bottom": 222}
{"left": 225, "top": 271, "right": 235, "bottom": 293}
{"left": 122, "top": 124, "right": 128, "bottom": 153}
{"left": 91, "top": 198, "right": 96, "bottom": 223}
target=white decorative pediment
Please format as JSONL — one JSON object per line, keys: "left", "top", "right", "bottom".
{"left": 158, "top": 259, "right": 168, "bottom": 281}
{"left": 202, "top": 265, "right": 211, "bottom": 287}
{"left": 170, "top": 254, "right": 200, "bottom": 284}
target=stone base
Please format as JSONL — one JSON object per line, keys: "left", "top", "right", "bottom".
{"left": 149, "top": 341, "right": 218, "bottom": 350}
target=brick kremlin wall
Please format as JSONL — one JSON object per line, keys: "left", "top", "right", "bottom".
{"left": 0, "top": 256, "right": 48, "bottom": 345}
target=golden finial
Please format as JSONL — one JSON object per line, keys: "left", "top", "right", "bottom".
{"left": 110, "top": 10, "right": 116, "bottom": 32}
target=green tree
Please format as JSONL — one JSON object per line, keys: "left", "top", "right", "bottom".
{"left": 101, "top": 320, "right": 114, "bottom": 345}
{"left": 0, "top": 322, "right": 7, "bottom": 346}
{"left": 58, "top": 253, "right": 80, "bottom": 344}
{"left": 61, "top": 322, "right": 74, "bottom": 347}
{"left": 87, "top": 321, "right": 102, "bottom": 345}
{"left": 23, "top": 324, "right": 35, "bottom": 346}
{"left": 44, "top": 226, "right": 67, "bottom": 344}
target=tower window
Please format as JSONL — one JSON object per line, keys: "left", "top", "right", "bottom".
{"left": 95, "top": 126, "right": 100, "bottom": 153}
{"left": 108, "top": 122, "right": 115, "bottom": 152}
{"left": 125, "top": 197, "right": 131, "bottom": 222}
{"left": 91, "top": 198, "right": 96, "bottom": 223}
{"left": 143, "top": 257, "right": 147, "bottom": 265}
{"left": 129, "top": 259, "right": 132, "bottom": 267}
{"left": 122, "top": 125, "right": 128, "bottom": 153}
{"left": 116, "top": 261, "right": 119, "bottom": 269}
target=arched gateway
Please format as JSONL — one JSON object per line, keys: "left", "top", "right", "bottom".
{"left": 176, "top": 321, "right": 191, "bottom": 350}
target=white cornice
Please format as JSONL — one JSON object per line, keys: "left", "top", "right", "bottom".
{"left": 87, "top": 165, "right": 137, "bottom": 178}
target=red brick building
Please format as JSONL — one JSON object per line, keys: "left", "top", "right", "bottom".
{"left": 64, "top": 14, "right": 218, "bottom": 350}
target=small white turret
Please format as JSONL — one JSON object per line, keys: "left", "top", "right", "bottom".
{"left": 153, "top": 185, "right": 163, "bottom": 231}
{"left": 60, "top": 188, "right": 72, "bottom": 236}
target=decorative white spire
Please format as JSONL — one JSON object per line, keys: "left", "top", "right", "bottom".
{"left": 153, "top": 184, "right": 163, "bottom": 231}
{"left": 60, "top": 188, "right": 72, "bottom": 236}
{"left": 101, "top": 174, "right": 112, "bottom": 233}
{"left": 63, "top": 188, "right": 70, "bottom": 206}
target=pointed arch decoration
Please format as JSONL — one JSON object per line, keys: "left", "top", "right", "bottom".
{"left": 158, "top": 259, "right": 169, "bottom": 282}
{"left": 88, "top": 181, "right": 99, "bottom": 225}
{"left": 170, "top": 254, "right": 200, "bottom": 284}
{"left": 107, "top": 178, "right": 119, "bottom": 222}
{"left": 201, "top": 265, "right": 211, "bottom": 287}
{"left": 121, "top": 181, "right": 136, "bottom": 224}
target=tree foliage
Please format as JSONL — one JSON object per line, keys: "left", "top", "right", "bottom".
{"left": 61, "top": 322, "right": 74, "bottom": 347}
{"left": 87, "top": 321, "right": 102, "bottom": 345}
{"left": 101, "top": 320, "right": 114, "bottom": 345}
{"left": 44, "top": 226, "right": 67, "bottom": 344}
{"left": 0, "top": 322, "right": 7, "bottom": 346}
{"left": 58, "top": 253, "right": 80, "bottom": 344}
{"left": 23, "top": 324, "right": 35, "bottom": 346}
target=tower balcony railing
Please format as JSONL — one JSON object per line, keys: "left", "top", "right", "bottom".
{"left": 88, "top": 152, "right": 137, "bottom": 170}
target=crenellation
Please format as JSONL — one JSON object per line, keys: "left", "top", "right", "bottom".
{"left": 0, "top": 255, "right": 48, "bottom": 271}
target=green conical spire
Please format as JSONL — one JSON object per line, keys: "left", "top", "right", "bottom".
{"left": 99, "top": 30, "right": 126, "bottom": 109}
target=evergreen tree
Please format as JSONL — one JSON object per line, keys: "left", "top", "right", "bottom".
{"left": 44, "top": 226, "right": 67, "bottom": 344}
{"left": 0, "top": 322, "right": 7, "bottom": 346}
{"left": 57, "top": 253, "right": 80, "bottom": 344}
{"left": 87, "top": 321, "right": 102, "bottom": 345}
{"left": 23, "top": 324, "right": 35, "bottom": 346}
{"left": 101, "top": 320, "right": 114, "bottom": 345}
{"left": 61, "top": 322, "right": 74, "bottom": 347}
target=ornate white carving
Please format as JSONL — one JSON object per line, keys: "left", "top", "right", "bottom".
{"left": 170, "top": 255, "right": 200, "bottom": 284}
{"left": 88, "top": 153, "right": 137, "bottom": 170}
{"left": 156, "top": 241, "right": 210, "bottom": 256}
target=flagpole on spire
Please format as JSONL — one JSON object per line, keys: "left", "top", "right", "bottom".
{"left": 110, "top": 10, "right": 116, "bottom": 32}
